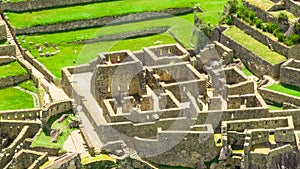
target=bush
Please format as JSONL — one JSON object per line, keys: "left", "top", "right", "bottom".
{"left": 248, "top": 11, "right": 256, "bottom": 21}
{"left": 255, "top": 19, "right": 263, "bottom": 29}
{"left": 227, "top": 0, "right": 239, "bottom": 14}
{"left": 224, "top": 15, "right": 233, "bottom": 25}
{"left": 276, "top": 32, "right": 285, "bottom": 42}
{"left": 277, "top": 12, "right": 288, "bottom": 24}
{"left": 284, "top": 38, "right": 293, "bottom": 46}
{"left": 290, "top": 34, "right": 300, "bottom": 44}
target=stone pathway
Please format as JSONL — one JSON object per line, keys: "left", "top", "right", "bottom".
{"left": 3, "top": 16, "right": 70, "bottom": 103}
{"left": 13, "top": 86, "right": 40, "bottom": 108}
{"left": 63, "top": 130, "right": 88, "bottom": 157}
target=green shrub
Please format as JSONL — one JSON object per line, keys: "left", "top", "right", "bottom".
{"left": 226, "top": 0, "right": 239, "bottom": 14}
{"left": 224, "top": 15, "right": 233, "bottom": 25}
{"left": 290, "top": 34, "right": 300, "bottom": 44}
{"left": 255, "top": 19, "right": 263, "bottom": 29}
{"left": 248, "top": 11, "right": 256, "bottom": 21}
{"left": 277, "top": 12, "right": 288, "bottom": 24}
{"left": 276, "top": 32, "right": 285, "bottom": 42}
{"left": 284, "top": 38, "right": 293, "bottom": 46}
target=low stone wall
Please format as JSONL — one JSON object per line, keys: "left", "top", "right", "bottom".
{"left": 219, "top": 31, "right": 283, "bottom": 78}
{"left": 231, "top": 15, "right": 289, "bottom": 57}
{"left": 284, "top": 0, "right": 300, "bottom": 17}
{"left": 79, "top": 27, "right": 168, "bottom": 44}
{"left": 0, "top": 45, "right": 16, "bottom": 56}
{"left": 0, "top": 56, "right": 15, "bottom": 65}
{"left": 270, "top": 109, "right": 300, "bottom": 127}
{"left": 41, "top": 100, "right": 73, "bottom": 123}
{"left": 258, "top": 87, "right": 300, "bottom": 106}
{"left": 1, "top": 0, "right": 116, "bottom": 12}
{"left": 30, "top": 146, "right": 60, "bottom": 156}
{"left": 15, "top": 8, "right": 194, "bottom": 35}
{"left": 23, "top": 51, "right": 57, "bottom": 82}
{"left": 0, "top": 108, "right": 41, "bottom": 121}
{"left": 79, "top": 124, "right": 95, "bottom": 156}
{"left": 44, "top": 153, "right": 81, "bottom": 169}
{"left": 0, "top": 74, "right": 30, "bottom": 88}
{"left": 280, "top": 59, "right": 300, "bottom": 88}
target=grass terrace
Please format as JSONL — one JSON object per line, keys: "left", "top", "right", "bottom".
{"left": 246, "top": 0, "right": 274, "bottom": 11}
{"left": 224, "top": 26, "right": 286, "bottom": 64}
{"left": 0, "top": 87, "right": 34, "bottom": 110}
{"left": 266, "top": 83, "right": 300, "bottom": 98}
{"left": 7, "top": 0, "right": 199, "bottom": 29}
{"left": 31, "top": 113, "right": 77, "bottom": 151}
{"left": 20, "top": 13, "right": 195, "bottom": 78}
{"left": 81, "top": 154, "right": 116, "bottom": 165}
{"left": 0, "top": 61, "right": 28, "bottom": 78}
{"left": 18, "top": 80, "right": 38, "bottom": 93}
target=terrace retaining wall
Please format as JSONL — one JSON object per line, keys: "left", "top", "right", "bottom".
{"left": 15, "top": 8, "right": 194, "bottom": 35}
{"left": 258, "top": 87, "right": 300, "bottom": 106}
{"left": 231, "top": 15, "right": 289, "bottom": 57}
{"left": 284, "top": 0, "right": 300, "bottom": 17}
{"left": 219, "top": 31, "right": 283, "bottom": 78}
{"left": 280, "top": 59, "right": 300, "bottom": 87}
{"left": 0, "top": 45, "right": 16, "bottom": 56}
{"left": 0, "top": 73, "right": 30, "bottom": 88}
{"left": 0, "top": 0, "right": 118, "bottom": 12}
{"left": 23, "top": 51, "right": 57, "bottom": 83}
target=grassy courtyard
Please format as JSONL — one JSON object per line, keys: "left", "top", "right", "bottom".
{"left": 0, "top": 87, "right": 34, "bottom": 110}
{"left": 224, "top": 26, "right": 286, "bottom": 64}
{"left": 7, "top": 0, "right": 199, "bottom": 29}
{"left": 31, "top": 113, "right": 77, "bottom": 151}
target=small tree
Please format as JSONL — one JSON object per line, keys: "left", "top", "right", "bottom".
{"left": 226, "top": 0, "right": 238, "bottom": 14}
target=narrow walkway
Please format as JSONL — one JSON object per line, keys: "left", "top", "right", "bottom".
{"left": 3, "top": 16, "right": 70, "bottom": 102}
{"left": 13, "top": 86, "right": 40, "bottom": 108}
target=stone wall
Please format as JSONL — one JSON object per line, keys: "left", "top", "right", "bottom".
{"left": 0, "top": 45, "right": 16, "bottom": 56}
{"left": 220, "top": 31, "right": 283, "bottom": 78}
{"left": 280, "top": 59, "right": 300, "bottom": 88}
{"left": 284, "top": 0, "right": 300, "bottom": 17}
{"left": 231, "top": 15, "right": 289, "bottom": 57}
{"left": 15, "top": 8, "right": 194, "bottom": 35}
{"left": 41, "top": 100, "right": 73, "bottom": 123}
{"left": 8, "top": 149, "right": 48, "bottom": 169}
{"left": 0, "top": 108, "right": 41, "bottom": 121}
{"left": 23, "top": 51, "right": 57, "bottom": 83}
{"left": 44, "top": 153, "right": 81, "bottom": 169}
{"left": 80, "top": 27, "right": 168, "bottom": 44}
{"left": 0, "top": 22, "right": 7, "bottom": 41}
{"left": 258, "top": 87, "right": 300, "bottom": 106}
{"left": 1, "top": 0, "right": 118, "bottom": 12}
{"left": 270, "top": 109, "right": 300, "bottom": 127}
{"left": 0, "top": 74, "right": 30, "bottom": 88}
{"left": 0, "top": 56, "right": 15, "bottom": 65}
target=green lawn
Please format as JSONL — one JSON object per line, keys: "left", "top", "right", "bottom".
{"left": 18, "top": 80, "right": 38, "bottom": 93}
{"left": 7, "top": 0, "right": 200, "bottom": 29}
{"left": 81, "top": 154, "right": 116, "bottom": 165}
{"left": 0, "top": 87, "right": 34, "bottom": 110}
{"left": 0, "top": 61, "right": 28, "bottom": 78}
{"left": 242, "top": 64, "right": 254, "bottom": 76}
{"left": 31, "top": 113, "right": 76, "bottom": 150}
{"left": 224, "top": 26, "right": 286, "bottom": 64}
{"left": 266, "top": 83, "right": 300, "bottom": 98}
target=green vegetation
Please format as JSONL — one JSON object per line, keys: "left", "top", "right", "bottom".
{"left": 214, "top": 133, "right": 222, "bottom": 147}
{"left": 266, "top": 83, "right": 300, "bottom": 98}
{"left": 31, "top": 113, "right": 77, "bottom": 150}
{"left": 158, "top": 165, "right": 193, "bottom": 169}
{"left": 18, "top": 80, "right": 38, "bottom": 93}
{"left": 242, "top": 64, "right": 254, "bottom": 76}
{"left": 0, "top": 87, "right": 34, "bottom": 110}
{"left": 81, "top": 154, "right": 116, "bottom": 165}
{"left": 7, "top": 0, "right": 199, "bottom": 29}
{"left": 268, "top": 104, "right": 283, "bottom": 110}
{"left": 204, "top": 156, "right": 219, "bottom": 168}
{"left": 0, "top": 61, "right": 28, "bottom": 78}
{"left": 224, "top": 26, "right": 286, "bottom": 64}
